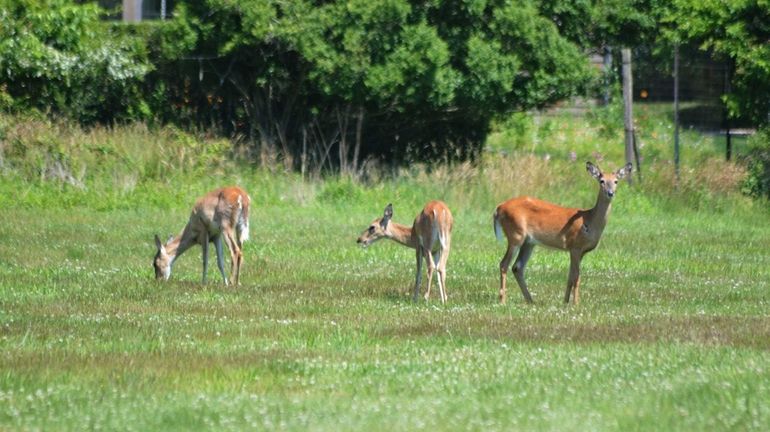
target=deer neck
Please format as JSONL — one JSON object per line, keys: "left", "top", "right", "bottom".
{"left": 164, "top": 231, "right": 193, "bottom": 264}
{"left": 387, "top": 222, "right": 418, "bottom": 249}
{"left": 586, "top": 189, "right": 613, "bottom": 234}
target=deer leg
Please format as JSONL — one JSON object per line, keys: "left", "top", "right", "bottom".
{"left": 414, "top": 247, "right": 423, "bottom": 302}
{"left": 221, "top": 232, "right": 238, "bottom": 286}
{"left": 565, "top": 251, "right": 582, "bottom": 304}
{"left": 213, "top": 234, "right": 228, "bottom": 285}
{"left": 201, "top": 233, "right": 210, "bottom": 284}
{"left": 424, "top": 249, "right": 436, "bottom": 302}
{"left": 437, "top": 239, "right": 450, "bottom": 304}
{"left": 499, "top": 244, "right": 518, "bottom": 304}
{"left": 431, "top": 249, "right": 445, "bottom": 304}
{"left": 219, "top": 228, "right": 242, "bottom": 286}
{"left": 512, "top": 242, "right": 535, "bottom": 303}
{"left": 226, "top": 231, "right": 243, "bottom": 285}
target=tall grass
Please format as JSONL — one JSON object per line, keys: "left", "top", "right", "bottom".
{"left": 0, "top": 105, "right": 763, "bottom": 217}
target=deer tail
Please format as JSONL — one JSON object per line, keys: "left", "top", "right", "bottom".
{"left": 237, "top": 194, "right": 250, "bottom": 242}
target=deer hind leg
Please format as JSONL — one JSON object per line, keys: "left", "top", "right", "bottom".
{"left": 437, "top": 237, "right": 450, "bottom": 304}
{"left": 424, "top": 249, "right": 436, "bottom": 302}
{"left": 565, "top": 251, "right": 582, "bottom": 304}
{"left": 221, "top": 230, "right": 241, "bottom": 286}
{"left": 512, "top": 242, "right": 535, "bottom": 303}
{"left": 499, "top": 243, "right": 519, "bottom": 305}
{"left": 213, "top": 234, "right": 228, "bottom": 285}
{"left": 429, "top": 249, "right": 445, "bottom": 303}
{"left": 414, "top": 247, "right": 424, "bottom": 302}
{"left": 229, "top": 231, "right": 243, "bottom": 285}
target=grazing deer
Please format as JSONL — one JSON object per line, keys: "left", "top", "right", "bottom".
{"left": 153, "top": 186, "right": 250, "bottom": 285}
{"left": 494, "top": 162, "right": 632, "bottom": 305}
{"left": 357, "top": 201, "right": 453, "bottom": 304}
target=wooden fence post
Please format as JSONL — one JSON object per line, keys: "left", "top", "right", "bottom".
{"left": 674, "top": 45, "right": 681, "bottom": 183}
{"left": 622, "top": 48, "right": 635, "bottom": 184}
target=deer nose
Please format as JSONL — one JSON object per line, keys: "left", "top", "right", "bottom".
{"left": 607, "top": 190, "right": 615, "bottom": 198}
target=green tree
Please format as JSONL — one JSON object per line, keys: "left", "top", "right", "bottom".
{"left": 668, "top": 0, "right": 770, "bottom": 125}
{"left": 149, "top": 0, "right": 593, "bottom": 168}
{"left": 0, "top": 0, "right": 151, "bottom": 123}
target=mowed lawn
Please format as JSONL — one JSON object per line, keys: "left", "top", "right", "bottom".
{"left": 1, "top": 191, "right": 770, "bottom": 431}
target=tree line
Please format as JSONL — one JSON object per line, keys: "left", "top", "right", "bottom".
{"left": 2, "top": 0, "right": 769, "bottom": 173}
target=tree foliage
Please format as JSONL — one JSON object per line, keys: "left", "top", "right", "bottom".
{"left": 140, "top": 0, "right": 594, "bottom": 170}
{"left": 8, "top": 0, "right": 770, "bottom": 172}
{"left": 0, "top": 0, "right": 151, "bottom": 123}
{"left": 667, "top": 0, "right": 770, "bottom": 126}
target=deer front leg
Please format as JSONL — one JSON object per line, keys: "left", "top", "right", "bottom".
{"left": 213, "top": 234, "right": 228, "bottom": 285}
{"left": 565, "top": 251, "right": 582, "bottom": 304}
{"left": 512, "top": 242, "right": 535, "bottom": 304}
{"left": 414, "top": 247, "right": 423, "bottom": 302}
{"left": 201, "top": 233, "right": 210, "bottom": 284}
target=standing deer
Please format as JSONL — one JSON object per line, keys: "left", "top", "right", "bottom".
{"left": 357, "top": 201, "right": 453, "bottom": 304}
{"left": 494, "top": 162, "right": 632, "bottom": 304}
{"left": 153, "top": 186, "right": 250, "bottom": 285}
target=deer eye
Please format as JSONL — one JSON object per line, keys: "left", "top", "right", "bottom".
{"left": 368, "top": 226, "right": 375, "bottom": 234}
{"left": 600, "top": 179, "right": 605, "bottom": 184}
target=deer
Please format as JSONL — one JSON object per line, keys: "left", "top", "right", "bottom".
{"left": 357, "top": 201, "right": 453, "bottom": 304}
{"left": 493, "top": 161, "right": 632, "bottom": 305}
{"left": 153, "top": 186, "right": 250, "bottom": 285}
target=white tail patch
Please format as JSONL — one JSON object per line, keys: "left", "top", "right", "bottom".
{"left": 235, "top": 194, "right": 250, "bottom": 242}
{"left": 240, "top": 222, "right": 250, "bottom": 242}
{"left": 494, "top": 211, "right": 503, "bottom": 242}
{"left": 437, "top": 209, "right": 448, "bottom": 250}
{"left": 238, "top": 211, "right": 250, "bottom": 242}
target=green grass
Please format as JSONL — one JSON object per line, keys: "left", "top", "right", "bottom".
{"left": 2, "top": 188, "right": 770, "bottom": 431}
{"left": 2, "top": 106, "right": 770, "bottom": 430}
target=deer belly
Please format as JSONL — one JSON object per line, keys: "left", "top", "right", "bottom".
{"left": 527, "top": 233, "right": 567, "bottom": 250}
{"left": 202, "top": 221, "right": 222, "bottom": 237}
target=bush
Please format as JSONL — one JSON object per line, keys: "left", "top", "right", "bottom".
{"left": 741, "top": 129, "right": 770, "bottom": 201}
{"left": 0, "top": 0, "right": 150, "bottom": 123}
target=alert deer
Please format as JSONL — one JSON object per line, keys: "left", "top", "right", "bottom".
{"left": 153, "top": 186, "right": 250, "bottom": 285}
{"left": 494, "top": 162, "right": 632, "bottom": 305}
{"left": 357, "top": 201, "right": 453, "bottom": 304}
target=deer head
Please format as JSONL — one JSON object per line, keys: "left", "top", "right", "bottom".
{"left": 357, "top": 203, "right": 393, "bottom": 247}
{"left": 586, "top": 161, "right": 632, "bottom": 199}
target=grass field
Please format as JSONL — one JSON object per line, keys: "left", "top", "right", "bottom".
{"left": 2, "top": 108, "right": 770, "bottom": 430}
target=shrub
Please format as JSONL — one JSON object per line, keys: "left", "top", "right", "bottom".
{"left": 0, "top": 0, "right": 150, "bottom": 123}
{"left": 741, "top": 129, "right": 770, "bottom": 201}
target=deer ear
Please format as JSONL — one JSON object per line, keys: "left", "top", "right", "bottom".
{"left": 616, "top": 162, "right": 633, "bottom": 179}
{"left": 154, "top": 234, "right": 165, "bottom": 253}
{"left": 381, "top": 203, "right": 393, "bottom": 228}
{"left": 586, "top": 162, "right": 602, "bottom": 180}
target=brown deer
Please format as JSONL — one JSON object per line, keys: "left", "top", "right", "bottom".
{"left": 357, "top": 201, "right": 453, "bottom": 303}
{"left": 153, "top": 186, "right": 250, "bottom": 285}
{"left": 494, "top": 162, "right": 632, "bottom": 304}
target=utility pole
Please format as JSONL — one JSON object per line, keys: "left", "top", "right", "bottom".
{"left": 621, "top": 48, "right": 634, "bottom": 184}
{"left": 723, "top": 62, "right": 732, "bottom": 161}
{"left": 673, "top": 45, "right": 680, "bottom": 183}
